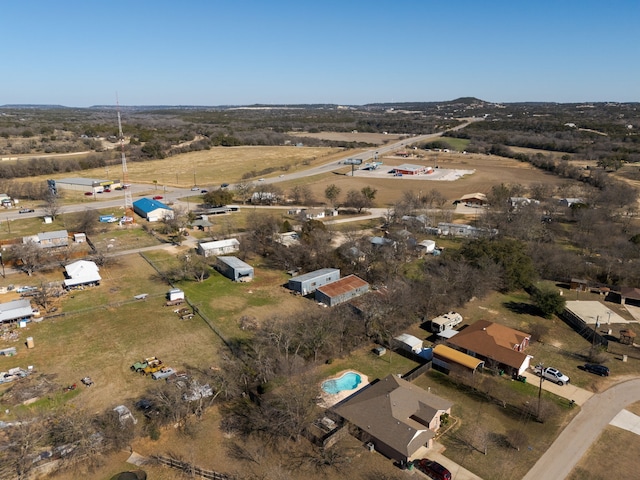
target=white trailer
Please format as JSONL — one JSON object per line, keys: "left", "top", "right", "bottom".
{"left": 430, "top": 312, "right": 463, "bottom": 333}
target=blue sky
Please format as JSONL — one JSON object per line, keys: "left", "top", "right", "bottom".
{"left": 3, "top": 0, "right": 639, "bottom": 106}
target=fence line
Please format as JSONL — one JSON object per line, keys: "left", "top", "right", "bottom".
{"left": 153, "top": 455, "right": 231, "bottom": 480}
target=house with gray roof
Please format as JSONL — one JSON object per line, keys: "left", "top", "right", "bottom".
{"left": 215, "top": 256, "right": 254, "bottom": 282}
{"left": 332, "top": 374, "right": 452, "bottom": 462}
{"left": 0, "top": 299, "right": 36, "bottom": 324}
{"left": 23, "top": 230, "right": 69, "bottom": 249}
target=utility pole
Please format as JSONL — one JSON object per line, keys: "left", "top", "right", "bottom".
{"left": 536, "top": 362, "right": 544, "bottom": 419}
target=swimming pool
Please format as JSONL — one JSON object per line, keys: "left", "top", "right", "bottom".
{"left": 322, "top": 371, "right": 362, "bottom": 394}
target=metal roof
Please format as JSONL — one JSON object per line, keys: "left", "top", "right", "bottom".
{"left": 289, "top": 268, "right": 339, "bottom": 283}
{"left": 433, "top": 344, "right": 484, "bottom": 370}
{"left": 0, "top": 299, "right": 34, "bottom": 323}
{"left": 316, "top": 275, "right": 368, "bottom": 298}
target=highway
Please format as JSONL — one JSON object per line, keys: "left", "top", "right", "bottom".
{"left": 3, "top": 118, "right": 481, "bottom": 222}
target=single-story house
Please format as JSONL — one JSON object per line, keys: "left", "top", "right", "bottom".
{"left": 287, "top": 268, "right": 340, "bottom": 296}
{"left": 446, "top": 320, "right": 533, "bottom": 376}
{"left": 274, "top": 231, "right": 300, "bottom": 247}
{"left": 559, "top": 197, "right": 585, "bottom": 208}
{"left": 314, "top": 274, "right": 369, "bottom": 307}
{"left": 370, "top": 236, "right": 395, "bottom": 247}
{"left": 303, "top": 208, "right": 325, "bottom": 220}
{"left": 393, "top": 333, "right": 423, "bottom": 354}
{"left": 393, "top": 164, "right": 429, "bottom": 176}
{"left": 133, "top": 198, "right": 174, "bottom": 222}
{"left": 215, "top": 256, "right": 254, "bottom": 282}
{"left": 437, "top": 222, "right": 497, "bottom": 238}
{"left": 332, "top": 374, "right": 453, "bottom": 462}
{"left": 64, "top": 260, "right": 101, "bottom": 288}
{"left": 197, "top": 238, "right": 240, "bottom": 258}
{"left": 457, "top": 193, "right": 488, "bottom": 206}
{"left": 432, "top": 344, "right": 485, "bottom": 375}
{"left": 23, "top": 230, "right": 69, "bottom": 249}
{"left": 621, "top": 287, "right": 640, "bottom": 307}
{"left": 0, "top": 299, "right": 36, "bottom": 324}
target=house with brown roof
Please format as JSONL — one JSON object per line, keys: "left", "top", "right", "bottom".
{"left": 446, "top": 320, "right": 533, "bottom": 376}
{"left": 314, "top": 274, "right": 369, "bottom": 307}
{"left": 621, "top": 287, "right": 640, "bottom": 307}
{"left": 332, "top": 374, "right": 452, "bottom": 463}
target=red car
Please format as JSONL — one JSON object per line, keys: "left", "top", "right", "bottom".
{"left": 153, "top": 195, "right": 163, "bottom": 200}
{"left": 416, "top": 459, "right": 451, "bottom": 480}
{"left": 84, "top": 192, "right": 93, "bottom": 196}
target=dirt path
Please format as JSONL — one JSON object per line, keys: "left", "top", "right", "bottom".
{"left": 523, "top": 378, "right": 640, "bottom": 480}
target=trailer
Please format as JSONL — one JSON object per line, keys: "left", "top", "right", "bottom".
{"left": 430, "top": 311, "right": 463, "bottom": 333}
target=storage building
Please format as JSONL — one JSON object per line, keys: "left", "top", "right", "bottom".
{"left": 215, "top": 256, "right": 254, "bottom": 282}
{"left": 133, "top": 198, "right": 174, "bottom": 222}
{"left": 314, "top": 274, "right": 369, "bottom": 307}
{"left": 287, "top": 268, "right": 340, "bottom": 296}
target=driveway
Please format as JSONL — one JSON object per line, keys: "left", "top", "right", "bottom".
{"left": 519, "top": 370, "right": 594, "bottom": 405}
{"left": 523, "top": 378, "right": 640, "bottom": 480}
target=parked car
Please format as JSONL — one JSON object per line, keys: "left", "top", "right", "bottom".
{"left": 415, "top": 458, "right": 451, "bottom": 480}
{"left": 103, "top": 188, "right": 111, "bottom": 192}
{"left": 18, "top": 208, "right": 35, "bottom": 214}
{"left": 534, "top": 366, "right": 570, "bottom": 385}
{"left": 191, "top": 186, "right": 200, "bottom": 191}
{"left": 153, "top": 195, "right": 163, "bottom": 200}
{"left": 84, "top": 192, "right": 93, "bottom": 196}
{"left": 152, "top": 367, "right": 176, "bottom": 380}
{"left": 259, "top": 178, "right": 265, "bottom": 182}
{"left": 200, "top": 189, "right": 208, "bottom": 194}
{"left": 220, "top": 183, "right": 229, "bottom": 188}
{"left": 583, "top": 364, "right": 610, "bottom": 376}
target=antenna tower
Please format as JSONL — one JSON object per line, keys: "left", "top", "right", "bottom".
{"left": 117, "top": 98, "right": 134, "bottom": 223}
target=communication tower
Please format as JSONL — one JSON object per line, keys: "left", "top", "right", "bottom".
{"left": 117, "top": 101, "right": 134, "bottom": 223}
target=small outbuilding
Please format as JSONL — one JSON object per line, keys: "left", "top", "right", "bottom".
{"left": 197, "top": 238, "right": 240, "bottom": 258}
{"left": 393, "top": 333, "right": 423, "bottom": 354}
{"left": 215, "top": 256, "right": 254, "bottom": 282}
{"left": 287, "top": 268, "right": 340, "bottom": 296}
{"left": 314, "top": 274, "right": 369, "bottom": 307}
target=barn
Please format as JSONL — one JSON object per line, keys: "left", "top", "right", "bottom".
{"left": 215, "top": 256, "right": 254, "bottom": 282}
{"left": 314, "top": 274, "right": 369, "bottom": 307}
{"left": 287, "top": 268, "right": 340, "bottom": 296}
{"left": 133, "top": 198, "right": 174, "bottom": 222}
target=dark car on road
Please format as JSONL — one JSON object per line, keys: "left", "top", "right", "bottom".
{"left": 415, "top": 458, "right": 451, "bottom": 480}
{"left": 19, "top": 208, "right": 35, "bottom": 213}
{"left": 583, "top": 364, "right": 610, "bottom": 376}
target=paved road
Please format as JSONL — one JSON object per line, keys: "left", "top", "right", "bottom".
{"left": 523, "top": 378, "right": 640, "bottom": 480}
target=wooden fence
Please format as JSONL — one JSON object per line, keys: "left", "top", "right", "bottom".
{"left": 153, "top": 455, "right": 231, "bottom": 479}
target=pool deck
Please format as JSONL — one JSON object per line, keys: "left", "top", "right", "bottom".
{"left": 318, "top": 370, "right": 369, "bottom": 408}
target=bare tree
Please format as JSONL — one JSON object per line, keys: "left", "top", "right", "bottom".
{"left": 10, "top": 242, "right": 46, "bottom": 276}
{"left": 43, "top": 192, "right": 62, "bottom": 219}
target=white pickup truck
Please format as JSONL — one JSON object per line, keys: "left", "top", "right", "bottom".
{"left": 534, "top": 366, "right": 570, "bottom": 386}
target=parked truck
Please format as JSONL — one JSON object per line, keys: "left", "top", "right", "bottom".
{"left": 429, "top": 311, "right": 463, "bottom": 333}
{"left": 131, "top": 356, "right": 161, "bottom": 373}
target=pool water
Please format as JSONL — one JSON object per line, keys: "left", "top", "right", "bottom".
{"left": 322, "top": 372, "right": 362, "bottom": 394}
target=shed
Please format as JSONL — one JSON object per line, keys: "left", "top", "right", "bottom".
{"left": 314, "top": 274, "right": 369, "bottom": 307}
{"left": 133, "top": 198, "right": 173, "bottom": 222}
{"left": 621, "top": 287, "right": 640, "bottom": 307}
{"left": 197, "top": 238, "right": 240, "bottom": 258}
{"left": 73, "top": 233, "right": 86, "bottom": 243}
{"left": 417, "top": 239, "right": 436, "bottom": 253}
{"left": 393, "top": 333, "right": 423, "bottom": 354}
{"left": 287, "top": 268, "right": 340, "bottom": 296}
{"left": 215, "top": 256, "right": 254, "bottom": 282}
{"left": 620, "top": 329, "right": 636, "bottom": 345}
